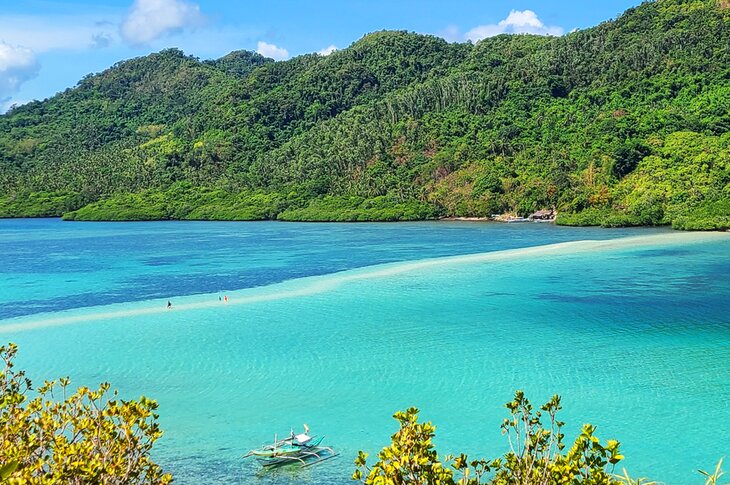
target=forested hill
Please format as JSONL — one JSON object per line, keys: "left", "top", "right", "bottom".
{"left": 1, "top": 0, "right": 729, "bottom": 229}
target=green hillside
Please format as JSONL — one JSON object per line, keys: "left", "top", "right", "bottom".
{"left": 1, "top": 0, "right": 729, "bottom": 229}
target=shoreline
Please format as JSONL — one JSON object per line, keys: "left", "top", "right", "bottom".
{"left": 0, "top": 214, "right": 633, "bottom": 226}
{"left": 2, "top": 214, "right": 728, "bottom": 232}
{"left": 440, "top": 216, "right": 557, "bottom": 224}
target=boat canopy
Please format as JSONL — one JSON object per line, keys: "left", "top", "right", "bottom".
{"left": 294, "top": 433, "right": 311, "bottom": 444}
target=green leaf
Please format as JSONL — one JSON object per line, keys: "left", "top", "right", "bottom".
{"left": 0, "top": 461, "right": 18, "bottom": 480}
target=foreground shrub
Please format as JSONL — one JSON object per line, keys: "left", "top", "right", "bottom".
{"left": 355, "top": 391, "right": 624, "bottom": 485}
{"left": 0, "top": 343, "right": 171, "bottom": 484}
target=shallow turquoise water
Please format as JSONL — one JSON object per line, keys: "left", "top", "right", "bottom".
{"left": 0, "top": 219, "right": 728, "bottom": 484}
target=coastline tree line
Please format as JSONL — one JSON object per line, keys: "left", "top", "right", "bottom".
{"left": 0, "top": 0, "right": 729, "bottom": 229}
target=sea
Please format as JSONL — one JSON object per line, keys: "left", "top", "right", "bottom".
{"left": 0, "top": 218, "right": 728, "bottom": 484}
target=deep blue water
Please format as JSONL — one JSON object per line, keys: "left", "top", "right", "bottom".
{"left": 0, "top": 219, "right": 667, "bottom": 319}
{"left": 0, "top": 219, "right": 728, "bottom": 485}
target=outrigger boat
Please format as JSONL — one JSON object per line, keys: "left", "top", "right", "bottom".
{"left": 243, "top": 425, "right": 337, "bottom": 468}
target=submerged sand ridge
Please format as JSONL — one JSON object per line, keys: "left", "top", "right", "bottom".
{"left": 1, "top": 231, "right": 727, "bottom": 333}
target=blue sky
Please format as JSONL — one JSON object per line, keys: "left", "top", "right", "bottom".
{"left": 0, "top": 0, "right": 640, "bottom": 112}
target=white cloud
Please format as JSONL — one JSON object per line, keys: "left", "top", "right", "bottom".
{"left": 121, "top": 0, "right": 204, "bottom": 45}
{"left": 317, "top": 45, "right": 337, "bottom": 56}
{"left": 0, "top": 14, "right": 118, "bottom": 53}
{"left": 256, "top": 41, "right": 288, "bottom": 60}
{"left": 502, "top": 10, "right": 545, "bottom": 29}
{"left": 0, "top": 42, "right": 40, "bottom": 100}
{"left": 464, "top": 10, "right": 564, "bottom": 43}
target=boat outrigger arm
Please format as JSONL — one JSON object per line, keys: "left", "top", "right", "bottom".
{"left": 295, "top": 446, "right": 339, "bottom": 468}
{"left": 242, "top": 444, "right": 338, "bottom": 467}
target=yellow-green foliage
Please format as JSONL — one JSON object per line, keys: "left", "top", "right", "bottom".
{"left": 617, "top": 132, "right": 729, "bottom": 218}
{"left": 698, "top": 457, "right": 726, "bottom": 485}
{"left": 561, "top": 131, "right": 730, "bottom": 228}
{"left": 139, "top": 133, "right": 185, "bottom": 160}
{"left": 135, "top": 124, "right": 166, "bottom": 138}
{"left": 427, "top": 161, "right": 505, "bottom": 218}
{"left": 353, "top": 407, "right": 455, "bottom": 484}
{"left": 356, "top": 394, "right": 728, "bottom": 485}
{"left": 355, "top": 392, "right": 626, "bottom": 485}
{"left": 0, "top": 343, "right": 171, "bottom": 484}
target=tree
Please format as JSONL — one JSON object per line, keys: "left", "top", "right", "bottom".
{"left": 489, "top": 391, "right": 623, "bottom": 485}
{"left": 353, "top": 407, "right": 454, "bottom": 484}
{"left": 0, "top": 343, "right": 171, "bottom": 484}
{"left": 355, "top": 391, "right": 627, "bottom": 485}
